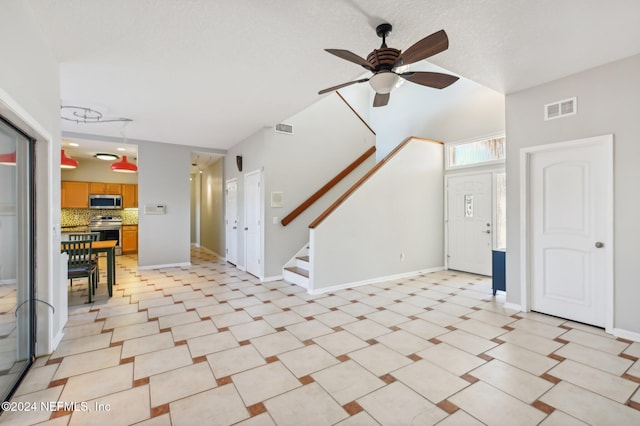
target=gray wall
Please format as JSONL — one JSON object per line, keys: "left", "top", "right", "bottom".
{"left": 61, "top": 156, "right": 138, "bottom": 183}
{"left": 505, "top": 53, "right": 640, "bottom": 334}
{"left": 312, "top": 139, "right": 444, "bottom": 291}
{"left": 200, "top": 158, "right": 224, "bottom": 255}
{"left": 136, "top": 142, "right": 194, "bottom": 268}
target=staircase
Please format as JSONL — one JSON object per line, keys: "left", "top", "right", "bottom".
{"left": 282, "top": 246, "right": 310, "bottom": 289}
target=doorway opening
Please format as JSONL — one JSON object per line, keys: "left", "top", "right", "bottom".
{"left": 445, "top": 134, "right": 506, "bottom": 277}
{"left": 190, "top": 152, "right": 225, "bottom": 261}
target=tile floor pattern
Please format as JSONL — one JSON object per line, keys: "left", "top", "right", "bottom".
{"left": 2, "top": 248, "right": 640, "bottom": 425}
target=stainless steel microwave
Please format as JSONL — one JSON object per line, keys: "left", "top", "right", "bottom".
{"left": 89, "top": 194, "right": 122, "bottom": 209}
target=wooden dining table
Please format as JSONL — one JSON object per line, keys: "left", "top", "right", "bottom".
{"left": 61, "top": 239, "right": 117, "bottom": 298}
{"left": 91, "top": 240, "right": 117, "bottom": 297}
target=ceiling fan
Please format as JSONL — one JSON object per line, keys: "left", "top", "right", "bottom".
{"left": 319, "top": 23, "right": 459, "bottom": 107}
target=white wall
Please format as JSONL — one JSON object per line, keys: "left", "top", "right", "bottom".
{"left": 311, "top": 139, "right": 444, "bottom": 290}
{"left": 225, "top": 93, "right": 376, "bottom": 278}
{"left": 369, "top": 63, "right": 505, "bottom": 159}
{"left": 338, "top": 82, "right": 371, "bottom": 125}
{"left": 505, "top": 53, "right": 640, "bottom": 336}
{"left": 0, "top": 0, "right": 62, "bottom": 354}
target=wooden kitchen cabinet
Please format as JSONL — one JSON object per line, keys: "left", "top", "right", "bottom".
{"left": 122, "top": 225, "right": 138, "bottom": 254}
{"left": 122, "top": 184, "right": 138, "bottom": 208}
{"left": 61, "top": 181, "right": 90, "bottom": 208}
{"left": 90, "top": 182, "right": 122, "bottom": 195}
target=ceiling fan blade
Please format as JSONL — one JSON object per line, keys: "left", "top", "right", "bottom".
{"left": 400, "top": 71, "right": 459, "bottom": 89}
{"left": 395, "top": 29, "right": 449, "bottom": 66}
{"left": 373, "top": 93, "right": 390, "bottom": 107}
{"left": 325, "top": 49, "right": 373, "bottom": 71}
{"left": 318, "top": 78, "right": 369, "bottom": 95}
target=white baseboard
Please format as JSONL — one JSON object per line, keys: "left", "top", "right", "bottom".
{"left": 0, "top": 279, "right": 17, "bottom": 285}
{"left": 137, "top": 262, "right": 192, "bottom": 271}
{"left": 50, "top": 330, "right": 64, "bottom": 353}
{"left": 262, "top": 275, "right": 283, "bottom": 283}
{"left": 308, "top": 266, "right": 445, "bottom": 295}
{"left": 612, "top": 327, "right": 640, "bottom": 343}
{"left": 503, "top": 302, "right": 523, "bottom": 312}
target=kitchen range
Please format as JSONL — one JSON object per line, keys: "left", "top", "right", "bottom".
{"left": 88, "top": 215, "right": 123, "bottom": 255}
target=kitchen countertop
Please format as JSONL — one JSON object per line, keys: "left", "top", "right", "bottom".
{"left": 61, "top": 226, "right": 90, "bottom": 233}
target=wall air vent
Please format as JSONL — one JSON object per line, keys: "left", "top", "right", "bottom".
{"left": 275, "top": 123, "right": 294, "bottom": 135}
{"left": 544, "top": 97, "right": 577, "bottom": 121}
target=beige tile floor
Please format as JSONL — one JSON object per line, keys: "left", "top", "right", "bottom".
{"left": 2, "top": 247, "right": 640, "bottom": 425}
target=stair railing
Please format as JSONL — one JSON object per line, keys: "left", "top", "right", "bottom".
{"left": 280, "top": 145, "right": 376, "bottom": 226}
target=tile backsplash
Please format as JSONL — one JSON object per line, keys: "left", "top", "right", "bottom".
{"left": 61, "top": 208, "right": 138, "bottom": 226}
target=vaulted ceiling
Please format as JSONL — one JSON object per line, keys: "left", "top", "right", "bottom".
{"left": 28, "top": 0, "right": 640, "bottom": 151}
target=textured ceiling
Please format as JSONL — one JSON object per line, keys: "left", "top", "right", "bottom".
{"left": 28, "top": 0, "right": 640, "bottom": 151}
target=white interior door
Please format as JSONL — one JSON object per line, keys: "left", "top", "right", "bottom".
{"left": 244, "top": 170, "right": 262, "bottom": 278}
{"left": 528, "top": 136, "right": 612, "bottom": 327}
{"left": 447, "top": 173, "right": 493, "bottom": 275}
{"left": 225, "top": 179, "right": 238, "bottom": 265}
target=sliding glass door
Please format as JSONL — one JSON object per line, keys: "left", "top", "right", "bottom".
{"left": 0, "top": 117, "right": 35, "bottom": 402}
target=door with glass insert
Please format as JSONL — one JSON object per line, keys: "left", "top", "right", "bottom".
{"left": 0, "top": 118, "right": 34, "bottom": 403}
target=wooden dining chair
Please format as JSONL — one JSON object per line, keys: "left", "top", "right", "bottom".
{"left": 62, "top": 239, "right": 98, "bottom": 303}
{"left": 68, "top": 232, "right": 101, "bottom": 283}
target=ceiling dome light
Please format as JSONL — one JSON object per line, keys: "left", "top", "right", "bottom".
{"left": 0, "top": 151, "right": 16, "bottom": 166}
{"left": 95, "top": 153, "right": 119, "bottom": 161}
{"left": 61, "top": 149, "right": 78, "bottom": 169}
{"left": 369, "top": 72, "right": 400, "bottom": 94}
{"left": 111, "top": 156, "right": 137, "bottom": 173}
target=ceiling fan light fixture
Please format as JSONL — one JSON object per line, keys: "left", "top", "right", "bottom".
{"left": 111, "top": 155, "right": 137, "bottom": 173}
{"left": 61, "top": 149, "right": 78, "bottom": 169}
{"left": 95, "top": 153, "right": 119, "bottom": 161}
{"left": 369, "top": 72, "right": 399, "bottom": 94}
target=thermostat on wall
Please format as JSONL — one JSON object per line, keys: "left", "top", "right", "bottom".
{"left": 144, "top": 204, "right": 167, "bottom": 215}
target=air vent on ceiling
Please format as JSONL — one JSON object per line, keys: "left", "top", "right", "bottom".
{"left": 275, "top": 123, "right": 294, "bottom": 135}
{"left": 544, "top": 97, "right": 577, "bottom": 121}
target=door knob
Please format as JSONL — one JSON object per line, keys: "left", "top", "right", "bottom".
{"left": 244, "top": 227, "right": 248, "bottom": 231}
{"left": 482, "top": 230, "right": 491, "bottom": 234}
{"left": 595, "top": 242, "right": 604, "bottom": 248}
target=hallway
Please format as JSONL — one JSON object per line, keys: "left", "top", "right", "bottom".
{"left": 3, "top": 248, "right": 639, "bottom": 425}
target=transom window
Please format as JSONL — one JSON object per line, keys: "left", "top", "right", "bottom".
{"left": 446, "top": 135, "right": 505, "bottom": 169}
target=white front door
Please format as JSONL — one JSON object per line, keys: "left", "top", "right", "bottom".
{"left": 447, "top": 173, "right": 493, "bottom": 275}
{"left": 225, "top": 179, "right": 238, "bottom": 265}
{"left": 527, "top": 135, "right": 612, "bottom": 327}
{"left": 244, "top": 170, "right": 262, "bottom": 278}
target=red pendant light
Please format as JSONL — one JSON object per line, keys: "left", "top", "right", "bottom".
{"left": 111, "top": 155, "right": 137, "bottom": 173}
{"left": 0, "top": 150, "right": 16, "bottom": 165}
{"left": 61, "top": 149, "right": 78, "bottom": 169}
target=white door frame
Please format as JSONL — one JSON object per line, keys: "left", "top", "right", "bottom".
{"left": 520, "top": 135, "right": 614, "bottom": 332}
{"left": 243, "top": 168, "right": 264, "bottom": 279}
{"left": 445, "top": 167, "right": 504, "bottom": 271}
{"left": 224, "top": 178, "right": 238, "bottom": 265}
